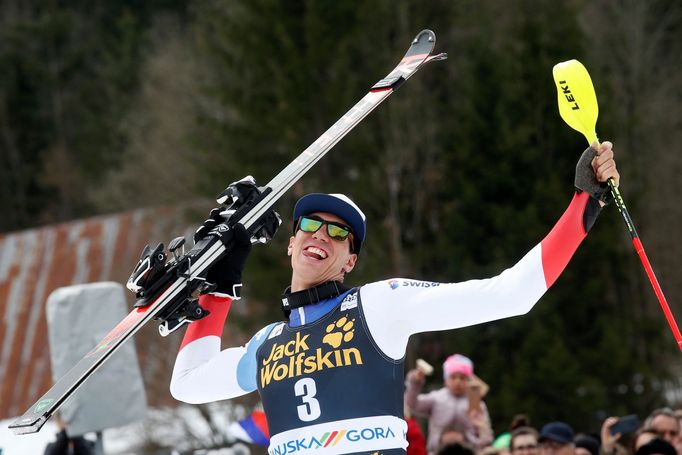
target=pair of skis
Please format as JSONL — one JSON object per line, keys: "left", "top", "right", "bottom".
{"left": 9, "top": 29, "right": 446, "bottom": 435}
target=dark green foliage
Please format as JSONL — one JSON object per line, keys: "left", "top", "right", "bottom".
{"left": 0, "top": 1, "right": 186, "bottom": 230}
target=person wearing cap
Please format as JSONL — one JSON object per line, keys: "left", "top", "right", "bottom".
{"left": 405, "top": 354, "right": 493, "bottom": 454}
{"left": 538, "top": 422, "right": 575, "bottom": 455}
{"left": 170, "top": 142, "right": 619, "bottom": 455}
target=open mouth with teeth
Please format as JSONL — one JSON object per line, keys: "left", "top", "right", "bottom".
{"left": 303, "top": 246, "right": 328, "bottom": 260}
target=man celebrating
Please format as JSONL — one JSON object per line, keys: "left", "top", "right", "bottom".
{"left": 171, "top": 142, "right": 619, "bottom": 455}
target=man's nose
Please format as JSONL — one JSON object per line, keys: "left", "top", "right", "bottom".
{"left": 312, "top": 227, "right": 330, "bottom": 242}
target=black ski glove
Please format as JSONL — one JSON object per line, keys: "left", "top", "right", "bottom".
{"left": 194, "top": 208, "right": 251, "bottom": 298}
{"left": 574, "top": 146, "right": 613, "bottom": 232}
{"left": 194, "top": 176, "right": 281, "bottom": 298}
{"left": 574, "top": 146, "right": 613, "bottom": 205}
{"left": 196, "top": 176, "right": 282, "bottom": 245}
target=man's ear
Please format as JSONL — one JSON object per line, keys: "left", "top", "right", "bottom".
{"left": 343, "top": 253, "right": 358, "bottom": 273}
{"left": 287, "top": 236, "right": 295, "bottom": 256}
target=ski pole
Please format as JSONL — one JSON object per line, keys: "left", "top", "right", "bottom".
{"left": 552, "top": 59, "right": 682, "bottom": 351}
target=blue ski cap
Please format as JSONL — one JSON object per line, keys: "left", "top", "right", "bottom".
{"left": 539, "top": 422, "right": 575, "bottom": 444}
{"left": 293, "top": 193, "right": 366, "bottom": 254}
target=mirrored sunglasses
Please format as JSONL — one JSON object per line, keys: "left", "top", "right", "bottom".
{"left": 296, "top": 216, "right": 352, "bottom": 242}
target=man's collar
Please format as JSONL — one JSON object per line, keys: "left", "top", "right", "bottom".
{"left": 281, "top": 281, "right": 350, "bottom": 316}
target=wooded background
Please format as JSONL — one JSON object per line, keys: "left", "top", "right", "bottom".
{"left": 1, "top": 0, "right": 681, "bottom": 436}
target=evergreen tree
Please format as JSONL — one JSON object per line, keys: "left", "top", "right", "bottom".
{"left": 0, "top": 1, "right": 186, "bottom": 231}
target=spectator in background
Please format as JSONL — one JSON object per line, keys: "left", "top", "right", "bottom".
{"left": 491, "top": 433, "right": 512, "bottom": 455}
{"left": 644, "top": 408, "right": 680, "bottom": 446}
{"left": 574, "top": 434, "right": 600, "bottom": 455}
{"left": 633, "top": 429, "right": 659, "bottom": 453}
{"left": 405, "top": 354, "right": 493, "bottom": 455}
{"left": 405, "top": 405, "right": 428, "bottom": 455}
{"left": 439, "top": 420, "right": 468, "bottom": 447}
{"left": 670, "top": 409, "right": 682, "bottom": 455}
{"left": 498, "top": 414, "right": 535, "bottom": 455}
{"left": 601, "top": 416, "right": 629, "bottom": 455}
{"left": 438, "top": 424, "right": 477, "bottom": 455}
{"left": 510, "top": 415, "right": 534, "bottom": 432}
{"left": 43, "top": 415, "right": 94, "bottom": 455}
{"left": 601, "top": 416, "right": 622, "bottom": 455}
{"left": 674, "top": 410, "right": 682, "bottom": 455}
{"left": 538, "top": 422, "right": 575, "bottom": 455}
{"left": 635, "top": 438, "right": 677, "bottom": 455}
{"left": 675, "top": 409, "right": 682, "bottom": 431}
{"left": 511, "top": 427, "right": 540, "bottom": 455}
{"left": 437, "top": 442, "right": 476, "bottom": 455}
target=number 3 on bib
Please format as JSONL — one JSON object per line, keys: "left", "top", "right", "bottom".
{"left": 294, "top": 378, "right": 321, "bottom": 421}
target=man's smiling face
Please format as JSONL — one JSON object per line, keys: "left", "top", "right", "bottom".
{"left": 288, "top": 211, "right": 357, "bottom": 291}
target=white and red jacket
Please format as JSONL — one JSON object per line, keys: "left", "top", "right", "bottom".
{"left": 171, "top": 191, "right": 597, "bottom": 455}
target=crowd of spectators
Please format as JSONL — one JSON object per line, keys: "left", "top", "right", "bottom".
{"left": 404, "top": 354, "right": 682, "bottom": 455}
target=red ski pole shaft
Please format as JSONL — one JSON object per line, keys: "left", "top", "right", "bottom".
{"left": 632, "top": 237, "right": 682, "bottom": 351}
{"left": 609, "top": 178, "right": 682, "bottom": 351}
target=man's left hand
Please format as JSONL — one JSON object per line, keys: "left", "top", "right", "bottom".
{"left": 591, "top": 141, "right": 619, "bottom": 187}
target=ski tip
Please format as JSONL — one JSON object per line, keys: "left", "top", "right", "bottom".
{"left": 413, "top": 29, "right": 436, "bottom": 44}
{"left": 406, "top": 30, "right": 437, "bottom": 58}
{"left": 8, "top": 415, "right": 47, "bottom": 435}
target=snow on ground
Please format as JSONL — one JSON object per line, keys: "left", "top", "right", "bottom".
{"left": 0, "top": 418, "right": 60, "bottom": 454}
{"left": 1, "top": 402, "right": 253, "bottom": 454}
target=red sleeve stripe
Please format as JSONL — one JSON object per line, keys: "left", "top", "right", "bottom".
{"left": 179, "top": 294, "right": 233, "bottom": 350}
{"left": 540, "top": 191, "right": 589, "bottom": 288}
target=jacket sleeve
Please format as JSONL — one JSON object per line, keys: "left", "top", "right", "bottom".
{"left": 170, "top": 294, "right": 275, "bottom": 403}
{"left": 361, "top": 191, "right": 595, "bottom": 360}
{"left": 466, "top": 401, "right": 494, "bottom": 449}
{"left": 404, "top": 370, "right": 435, "bottom": 417}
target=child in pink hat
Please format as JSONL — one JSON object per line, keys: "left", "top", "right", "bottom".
{"left": 443, "top": 354, "right": 474, "bottom": 378}
{"left": 405, "top": 354, "right": 493, "bottom": 455}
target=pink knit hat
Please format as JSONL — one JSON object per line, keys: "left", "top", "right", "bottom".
{"left": 442, "top": 354, "right": 474, "bottom": 378}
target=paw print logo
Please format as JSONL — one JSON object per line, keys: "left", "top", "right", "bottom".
{"left": 322, "top": 316, "right": 355, "bottom": 348}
